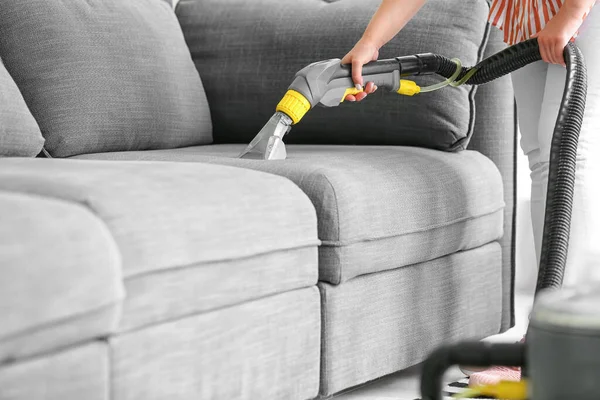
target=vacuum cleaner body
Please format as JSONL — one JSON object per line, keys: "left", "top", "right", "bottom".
{"left": 240, "top": 38, "right": 590, "bottom": 399}
{"left": 420, "top": 288, "right": 600, "bottom": 400}
{"left": 527, "top": 288, "right": 600, "bottom": 400}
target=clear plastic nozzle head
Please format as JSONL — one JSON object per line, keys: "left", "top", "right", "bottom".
{"left": 238, "top": 112, "right": 293, "bottom": 160}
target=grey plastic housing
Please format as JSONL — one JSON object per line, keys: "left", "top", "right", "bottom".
{"left": 288, "top": 59, "right": 401, "bottom": 107}
{"left": 528, "top": 287, "right": 600, "bottom": 400}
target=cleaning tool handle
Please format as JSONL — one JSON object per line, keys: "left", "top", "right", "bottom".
{"left": 286, "top": 54, "right": 439, "bottom": 108}
{"left": 285, "top": 59, "right": 397, "bottom": 108}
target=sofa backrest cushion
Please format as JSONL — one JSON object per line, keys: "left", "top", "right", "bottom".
{"left": 0, "top": 0, "right": 212, "bottom": 158}
{"left": 0, "top": 60, "right": 44, "bottom": 157}
{"left": 176, "top": 0, "right": 490, "bottom": 151}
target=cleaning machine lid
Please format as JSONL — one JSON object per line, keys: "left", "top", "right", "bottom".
{"left": 531, "top": 286, "right": 600, "bottom": 332}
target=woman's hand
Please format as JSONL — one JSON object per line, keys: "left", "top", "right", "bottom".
{"left": 534, "top": 3, "right": 587, "bottom": 66}
{"left": 340, "top": 38, "right": 380, "bottom": 102}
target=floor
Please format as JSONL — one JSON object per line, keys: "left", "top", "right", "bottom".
{"left": 332, "top": 292, "right": 534, "bottom": 400}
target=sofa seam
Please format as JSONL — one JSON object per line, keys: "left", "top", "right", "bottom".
{"left": 123, "top": 240, "right": 321, "bottom": 280}
{"left": 113, "top": 285, "right": 319, "bottom": 336}
{"left": 509, "top": 96, "right": 518, "bottom": 328}
{"left": 317, "top": 283, "right": 329, "bottom": 397}
{"left": 0, "top": 300, "right": 122, "bottom": 365}
{"left": 0, "top": 300, "right": 122, "bottom": 344}
{"left": 319, "top": 205, "right": 505, "bottom": 247}
{"left": 462, "top": 1, "right": 493, "bottom": 150}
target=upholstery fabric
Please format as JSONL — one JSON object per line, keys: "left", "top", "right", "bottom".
{"left": 470, "top": 27, "right": 517, "bottom": 330}
{"left": 319, "top": 243, "right": 503, "bottom": 396}
{"left": 0, "top": 158, "right": 318, "bottom": 278}
{"left": 0, "top": 0, "right": 212, "bottom": 158}
{"left": 0, "top": 60, "right": 44, "bottom": 157}
{"left": 176, "top": 0, "right": 490, "bottom": 151}
{"left": 120, "top": 246, "right": 318, "bottom": 332}
{"left": 0, "top": 158, "right": 318, "bottom": 332}
{"left": 111, "top": 288, "right": 321, "bottom": 400}
{"left": 0, "top": 191, "right": 123, "bottom": 361}
{"left": 0, "top": 342, "right": 109, "bottom": 400}
{"left": 75, "top": 145, "right": 505, "bottom": 283}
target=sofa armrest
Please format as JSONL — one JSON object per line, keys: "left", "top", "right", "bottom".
{"left": 470, "top": 27, "right": 518, "bottom": 331}
{"left": 0, "top": 190, "right": 123, "bottom": 362}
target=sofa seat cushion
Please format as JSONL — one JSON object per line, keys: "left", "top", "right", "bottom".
{"left": 0, "top": 159, "right": 319, "bottom": 332}
{"left": 0, "top": 191, "right": 123, "bottom": 362}
{"left": 74, "top": 144, "right": 505, "bottom": 284}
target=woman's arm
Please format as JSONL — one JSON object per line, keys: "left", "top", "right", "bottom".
{"left": 361, "top": 0, "right": 427, "bottom": 50}
{"left": 564, "top": 0, "right": 596, "bottom": 17}
{"left": 341, "top": 0, "right": 427, "bottom": 100}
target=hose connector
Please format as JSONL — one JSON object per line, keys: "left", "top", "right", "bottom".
{"left": 397, "top": 80, "right": 421, "bottom": 96}
{"left": 276, "top": 90, "right": 311, "bottom": 125}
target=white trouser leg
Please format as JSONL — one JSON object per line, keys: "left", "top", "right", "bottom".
{"left": 511, "top": 6, "right": 600, "bottom": 290}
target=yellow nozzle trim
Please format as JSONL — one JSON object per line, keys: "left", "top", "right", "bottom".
{"left": 340, "top": 86, "right": 364, "bottom": 102}
{"left": 276, "top": 90, "right": 311, "bottom": 125}
{"left": 397, "top": 79, "right": 421, "bottom": 96}
{"left": 454, "top": 380, "right": 528, "bottom": 400}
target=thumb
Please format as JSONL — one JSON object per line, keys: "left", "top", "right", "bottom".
{"left": 372, "top": 49, "right": 379, "bottom": 61}
{"left": 352, "top": 58, "right": 364, "bottom": 88}
{"left": 341, "top": 53, "right": 351, "bottom": 65}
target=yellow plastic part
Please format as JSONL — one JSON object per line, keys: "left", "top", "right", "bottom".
{"left": 276, "top": 90, "right": 311, "bottom": 125}
{"left": 340, "top": 86, "right": 364, "bottom": 102}
{"left": 454, "top": 380, "right": 528, "bottom": 400}
{"left": 397, "top": 80, "right": 421, "bottom": 96}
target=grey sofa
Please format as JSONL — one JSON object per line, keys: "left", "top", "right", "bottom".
{"left": 0, "top": 0, "right": 516, "bottom": 399}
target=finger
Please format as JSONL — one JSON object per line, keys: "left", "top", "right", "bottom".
{"left": 556, "top": 43, "right": 566, "bottom": 66}
{"left": 553, "top": 42, "right": 562, "bottom": 65}
{"left": 372, "top": 49, "right": 379, "bottom": 61}
{"left": 546, "top": 45, "right": 555, "bottom": 64}
{"left": 364, "top": 81, "right": 375, "bottom": 94}
{"left": 352, "top": 59, "right": 364, "bottom": 87}
{"left": 355, "top": 92, "right": 368, "bottom": 102}
{"left": 345, "top": 94, "right": 356, "bottom": 102}
{"left": 355, "top": 92, "right": 368, "bottom": 101}
{"left": 539, "top": 40, "right": 550, "bottom": 64}
{"left": 548, "top": 41, "right": 559, "bottom": 64}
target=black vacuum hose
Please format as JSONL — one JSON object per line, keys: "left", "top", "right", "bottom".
{"left": 419, "top": 39, "right": 586, "bottom": 400}
{"left": 437, "top": 38, "right": 587, "bottom": 293}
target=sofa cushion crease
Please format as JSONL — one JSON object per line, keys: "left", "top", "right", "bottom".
{"left": 318, "top": 205, "right": 505, "bottom": 247}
